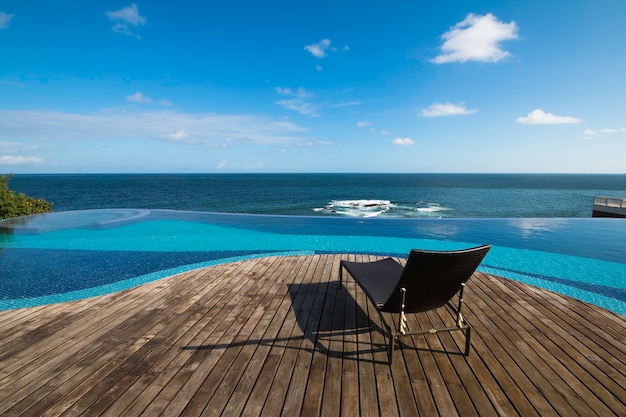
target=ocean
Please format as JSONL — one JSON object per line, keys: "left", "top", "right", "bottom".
{"left": 8, "top": 173, "right": 626, "bottom": 218}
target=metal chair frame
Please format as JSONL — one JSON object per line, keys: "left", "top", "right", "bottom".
{"left": 339, "top": 245, "right": 490, "bottom": 365}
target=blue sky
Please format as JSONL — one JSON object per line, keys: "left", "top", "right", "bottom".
{"left": 1, "top": 1, "right": 625, "bottom": 173}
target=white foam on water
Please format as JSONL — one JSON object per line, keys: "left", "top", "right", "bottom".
{"left": 313, "top": 200, "right": 392, "bottom": 218}
{"left": 333, "top": 199, "right": 392, "bottom": 208}
{"left": 313, "top": 200, "right": 450, "bottom": 218}
{"left": 415, "top": 205, "right": 448, "bottom": 213}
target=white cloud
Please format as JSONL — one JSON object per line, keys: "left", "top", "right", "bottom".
{"left": 296, "top": 137, "right": 333, "bottom": 148}
{"left": 304, "top": 39, "right": 336, "bottom": 58}
{"left": 392, "top": 137, "right": 415, "bottom": 146}
{"left": 329, "top": 101, "right": 361, "bottom": 108}
{"left": 583, "top": 127, "right": 626, "bottom": 139}
{"left": 275, "top": 86, "right": 292, "bottom": 96}
{"left": 295, "top": 139, "right": 333, "bottom": 147}
{"left": 355, "top": 121, "right": 390, "bottom": 136}
{"left": 0, "top": 109, "right": 311, "bottom": 148}
{"left": 517, "top": 109, "right": 582, "bottom": 125}
{"left": 276, "top": 86, "right": 309, "bottom": 98}
{"left": 431, "top": 13, "right": 519, "bottom": 64}
{"left": 275, "top": 87, "right": 356, "bottom": 116}
{"left": 126, "top": 92, "right": 171, "bottom": 106}
{"left": 0, "top": 141, "right": 39, "bottom": 152}
{"left": 161, "top": 129, "right": 191, "bottom": 142}
{"left": 275, "top": 99, "right": 319, "bottom": 117}
{"left": 126, "top": 92, "right": 151, "bottom": 103}
{"left": 106, "top": 4, "right": 146, "bottom": 38}
{"left": 0, "top": 11, "right": 15, "bottom": 29}
{"left": 419, "top": 102, "right": 477, "bottom": 117}
{"left": 275, "top": 87, "right": 318, "bottom": 116}
{"left": 106, "top": 4, "right": 146, "bottom": 25}
{"left": 0, "top": 155, "right": 43, "bottom": 165}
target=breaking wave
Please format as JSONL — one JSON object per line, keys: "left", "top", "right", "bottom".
{"left": 312, "top": 200, "right": 451, "bottom": 218}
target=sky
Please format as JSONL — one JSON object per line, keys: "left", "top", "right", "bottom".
{"left": 1, "top": 0, "right": 625, "bottom": 174}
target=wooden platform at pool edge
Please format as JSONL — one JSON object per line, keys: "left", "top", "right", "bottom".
{"left": 0, "top": 254, "right": 624, "bottom": 416}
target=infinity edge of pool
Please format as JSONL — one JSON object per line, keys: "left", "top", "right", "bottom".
{"left": 1, "top": 209, "right": 624, "bottom": 315}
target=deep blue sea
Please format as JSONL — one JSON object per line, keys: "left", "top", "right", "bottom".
{"left": 9, "top": 173, "right": 626, "bottom": 218}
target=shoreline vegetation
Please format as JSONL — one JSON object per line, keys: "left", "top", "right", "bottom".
{"left": 0, "top": 174, "right": 53, "bottom": 219}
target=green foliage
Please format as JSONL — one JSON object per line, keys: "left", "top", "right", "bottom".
{"left": 0, "top": 174, "right": 53, "bottom": 219}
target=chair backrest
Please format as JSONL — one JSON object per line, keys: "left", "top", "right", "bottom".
{"left": 381, "top": 244, "right": 491, "bottom": 313}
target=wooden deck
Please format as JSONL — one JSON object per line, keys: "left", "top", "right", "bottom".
{"left": 0, "top": 254, "right": 624, "bottom": 417}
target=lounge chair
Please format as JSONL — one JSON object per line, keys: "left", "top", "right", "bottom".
{"left": 339, "top": 245, "right": 491, "bottom": 364}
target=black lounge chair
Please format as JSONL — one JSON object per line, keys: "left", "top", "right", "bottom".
{"left": 339, "top": 245, "right": 491, "bottom": 364}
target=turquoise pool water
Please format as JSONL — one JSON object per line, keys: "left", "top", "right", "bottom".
{"left": 1, "top": 209, "right": 624, "bottom": 315}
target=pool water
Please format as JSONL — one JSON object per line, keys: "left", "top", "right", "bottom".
{"left": 1, "top": 209, "right": 624, "bottom": 315}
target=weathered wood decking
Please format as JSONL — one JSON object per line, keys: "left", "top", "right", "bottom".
{"left": 0, "top": 254, "right": 624, "bottom": 416}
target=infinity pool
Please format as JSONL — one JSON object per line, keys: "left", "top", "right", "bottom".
{"left": 1, "top": 209, "right": 624, "bottom": 315}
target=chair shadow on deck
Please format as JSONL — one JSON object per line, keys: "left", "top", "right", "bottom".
{"left": 284, "top": 281, "right": 390, "bottom": 362}
{"left": 182, "top": 280, "right": 456, "bottom": 363}
{"left": 181, "top": 281, "right": 396, "bottom": 363}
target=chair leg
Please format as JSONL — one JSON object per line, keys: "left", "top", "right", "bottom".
{"left": 464, "top": 326, "right": 472, "bottom": 356}
{"left": 388, "top": 332, "right": 395, "bottom": 365}
{"left": 339, "top": 262, "right": 343, "bottom": 289}
{"left": 389, "top": 288, "right": 407, "bottom": 365}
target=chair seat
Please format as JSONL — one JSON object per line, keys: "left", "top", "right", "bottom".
{"left": 340, "top": 258, "right": 404, "bottom": 307}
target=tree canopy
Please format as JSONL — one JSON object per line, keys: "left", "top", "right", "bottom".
{"left": 0, "top": 174, "right": 53, "bottom": 219}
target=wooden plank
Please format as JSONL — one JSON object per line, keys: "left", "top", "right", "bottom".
{"left": 340, "top": 254, "right": 361, "bottom": 417}
{"left": 423, "top": 307, "right": 499, "bottom": 417}
{"left": 496, "top": 294, "right": 617, "bottom": 415}
{"left": 320, "top": 255, "right": 347, "bottom": 417}
{"left": 237, "top": 255, "right": 312, "bottom": 417}
{"left": 168, "top": 258, "right": 282, "bottom": 417}
{"left": 59, "top": 265, "right": 251, "bottom": 416}
{"left": 490, "top": 278, "right": 619, "bottom": 417}
{"left": 44, "top": 260, "right": 256, "bottom": 417}
{"left": 467, "top": 275, "right": 561, "bottom": 416}
{"left": 0, "top": 255, "right": 623, "bottom": 417}
{"left": 355, "top": 280, "right": 380, "bottom": 417}
{"left": 258, "top": 255, "right": 326, "bottom": 417}
{"left": 280, "top": 255, "right": 330, "bottom": 416}
{"left": 213, "top": 256, "right": 309, "bottom": 417}
{"left": 156, "top": 258, "right": 293, "bottom": 417}
{"left": 214, "top": 256, "right": 303, "bottom": 417}
{"left": 301, "top": 255, "right": 336, "bottom": 417}
{"left": 110, "top": 256, "right": 286, "bottom": 416}
{"left": 0, "top": 275, "right": 191, "bottom": 416}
